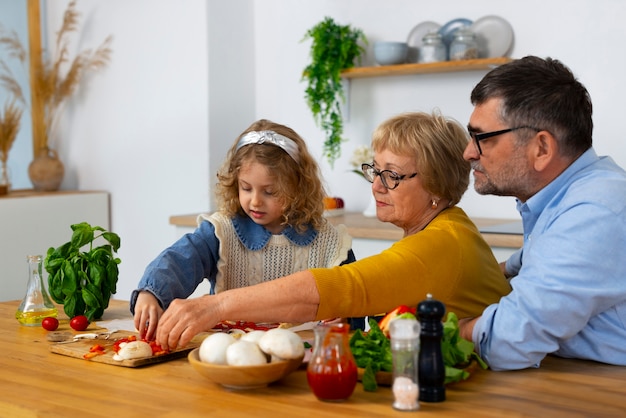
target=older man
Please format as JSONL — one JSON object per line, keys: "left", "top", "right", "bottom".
{"left": 460, "top": 56, "right": 626, "bottom": 370}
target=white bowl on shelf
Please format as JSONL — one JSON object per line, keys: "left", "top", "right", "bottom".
{"left": 374, "top": 41, "right": 408, "bottom": 65}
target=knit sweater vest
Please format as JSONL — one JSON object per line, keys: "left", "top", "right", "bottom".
{"left": 206, "top": 212, "right": 352, "bottom": 293}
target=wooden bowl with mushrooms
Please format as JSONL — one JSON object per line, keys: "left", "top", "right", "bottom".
{"left": 188, "top": 328, "right": 305, "bottom": 389}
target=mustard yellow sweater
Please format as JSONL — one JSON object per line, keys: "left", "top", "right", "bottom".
{"left": 312, "top": 206, "right": 511, "bottom": 320}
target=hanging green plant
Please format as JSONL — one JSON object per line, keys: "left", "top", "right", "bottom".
{"left": 302, "top": 17, "right": 367, "bottom": 167}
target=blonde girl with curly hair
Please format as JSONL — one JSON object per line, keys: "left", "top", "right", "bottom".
{"left": 131, "top": 119, "right": 356, "bottom": 339}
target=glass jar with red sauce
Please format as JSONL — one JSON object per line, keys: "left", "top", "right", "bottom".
{"left": 306, "top": 322, "right": 357, "bottom": 401}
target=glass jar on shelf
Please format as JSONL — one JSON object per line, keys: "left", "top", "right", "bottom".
{"left": 449, "top": 28, "right": 479, "bottom": 61}
{"left": 417, "top": 32, "right": 447, "bottom": 64}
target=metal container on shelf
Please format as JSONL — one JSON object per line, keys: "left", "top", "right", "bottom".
{"left": 417, "top": 32, "right": 447, "bottom": 64}
{"left": 449, "top": 28, "right": 478, "bottom": 61}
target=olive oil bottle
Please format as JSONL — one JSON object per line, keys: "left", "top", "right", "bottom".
{"left": 15, "top": 255, "right": 57, "bottom": 326}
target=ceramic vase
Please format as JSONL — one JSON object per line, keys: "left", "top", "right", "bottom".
{"left": 0, "top": 159, "right": 10, "bottom": 195}
{"left": 28, "top": 148, "right": 64, "bottom": 191}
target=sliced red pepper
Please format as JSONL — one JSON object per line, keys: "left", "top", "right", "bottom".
{"left": 89, "top": 344, "right": 106, "bottom": 353}
{"left": 213, "top": 320, "right": 279, "bottom": 332}
{"left": 111, "top": 335, "right": 170, "bottom": 356}
{"left": 379, "top": 305, "right": 418, "bottom": 337}
{"left": 112, "top": 335, "right": 138, "bottom": 353}
{"left": 396, "top": 305, "right": 417, "bottom": 315}
{"left": 83, "top": 344, "right": 106, "bottom": 360}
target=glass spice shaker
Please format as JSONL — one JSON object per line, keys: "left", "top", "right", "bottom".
{"left": 390, "top": 317, "right": 421, "bottom": 411}
{"left": 15, "top": 255, "right": 58, "bottom": 326}
{"left": 417, "top": 32, "right": 447, "bottom": 64}
{"left": 449, "top": 27, "right": 479, "bottom": 61}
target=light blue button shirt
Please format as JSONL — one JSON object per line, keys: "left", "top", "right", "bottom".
{"left": 474, "top": 148, "right": 626, "bottom": 370}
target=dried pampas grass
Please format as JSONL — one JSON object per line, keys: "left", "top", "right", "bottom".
{"left": 0, "top": 0, "right": 112, "bottom": 150}
{"left": 0, "top": 99, "right": 22, "bottom": 163}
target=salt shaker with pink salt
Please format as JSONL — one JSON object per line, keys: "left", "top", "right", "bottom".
{"left": 389, "top": 316, "right": 421, "bottom": 411}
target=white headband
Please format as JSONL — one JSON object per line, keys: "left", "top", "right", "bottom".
{"left": 235, "top": 130, "right": 300, "bottom": 163}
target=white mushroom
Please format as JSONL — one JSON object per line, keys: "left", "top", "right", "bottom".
{"left": 240, "top": 330, "right": 266, "bottom": 345}
{"left": 226, "top": 340, "right": 268, "bottom": 366}
{"left": 199, "top": 332, "right": 236, "bottom": 364}
{"left": 258, "top": 328, "right": 304, "bottom": 361}
{"left": 113, "top": 340, "right": 153, "bottom": 361}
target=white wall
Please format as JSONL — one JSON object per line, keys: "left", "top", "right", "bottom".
{"left": 0, "top": 0, "right": 33, "bottom": 189}
{"left": 252, "top": 0, "right": 626, "bottom": 220}
{"left": 38, "top": 0, "right": 214, "bottom": 302}
{"left": 16, "top": 0, "right": 626, "bottom": 301}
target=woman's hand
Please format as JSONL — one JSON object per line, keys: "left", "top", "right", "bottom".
{"left": 133, "top": 291, "right": 164, "bottom": 341}
{"left": 156, "top": 296, "right": 221, "bottom": 351}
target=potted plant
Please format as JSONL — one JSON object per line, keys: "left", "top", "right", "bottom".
{"left": 302, "top": 17, "right": 367, "bottom": 167}
{"left": 0, "top": 0, "right": 112, "bottom": 190}
{"left": 44, "top": 222, "right": 121, "bottom": 321}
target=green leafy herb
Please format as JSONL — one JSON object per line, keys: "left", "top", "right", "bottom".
{"left": 45, "top": 222, "right": 121, "bottom": 321}
{"left": 301, "top": 17, "right": 367, "bottom": 167}
{"left": 349, "top": 312, "right": 488, "bottom": 391}
{"left": 349, "top": 318, "right": 393, "bottom": 391}
{"left": 442, "top": 312, "right": 488, "bottom": 383}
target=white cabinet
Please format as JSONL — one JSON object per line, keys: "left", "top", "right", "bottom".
{"left": 0, "top": 190, "right": 110, "bottom": 301}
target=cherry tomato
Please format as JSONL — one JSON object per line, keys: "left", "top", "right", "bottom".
{"left": 70, "top": 315, "right": 90, "bottom": 331}
{"left": 41, "top": 317, "right": 59, "bottom": 331}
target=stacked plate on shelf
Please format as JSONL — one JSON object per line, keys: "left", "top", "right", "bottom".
{"left": 406, "top": 15, "right": 514, "bottom": 63}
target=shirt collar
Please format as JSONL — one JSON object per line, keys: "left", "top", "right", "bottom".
{"left": 516, "top": 148, "right": 598, "bottom": 231}
{"left": 231, "top": 213, "right": 318, "bottom": 250}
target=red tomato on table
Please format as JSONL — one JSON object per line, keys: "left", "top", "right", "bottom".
{"left": 41, "top": 317, "right": 59, "bottom": 331}
{"left": 70, "top": 315, "right": 90, "bottom": 331}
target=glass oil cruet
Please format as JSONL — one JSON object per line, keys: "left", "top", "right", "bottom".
{"left": 16, "top": 255, "right": 58, "bottom": 326}
{"left": 307, "top": 322, "right": 358, "bottom": 402}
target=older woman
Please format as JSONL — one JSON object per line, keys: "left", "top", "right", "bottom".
{"left": 155, "top": 111, "right": 511, "bottom": 350}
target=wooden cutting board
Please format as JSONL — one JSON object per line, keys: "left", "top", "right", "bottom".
{"left": 49, "top": 330, "right": 202, "bottom": 367}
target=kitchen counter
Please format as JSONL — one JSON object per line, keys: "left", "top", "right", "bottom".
{"left": 1, "top": 299, "right": 624, "bottom": 417}
{"left": 169, "top": 211, "right": 524, "bottom": 249}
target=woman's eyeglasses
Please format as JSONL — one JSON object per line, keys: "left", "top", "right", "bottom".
{"left": 361, "top": 163, "right": 417, "bottom": 190}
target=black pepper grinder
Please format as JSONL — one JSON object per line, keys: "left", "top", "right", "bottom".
{"left": 417, "top": 293, "right": 446, "bottom": 402}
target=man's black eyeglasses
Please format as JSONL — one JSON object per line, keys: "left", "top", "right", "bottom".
{"left": 361, "top": 163, "right": 418, "bottom": 190}
{"left": 468, "top": 126, "right": 541, "bottom": 155}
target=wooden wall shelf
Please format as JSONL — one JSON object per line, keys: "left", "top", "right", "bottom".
{"left": 341, "top": 57, "right": 513, "bottom": 79}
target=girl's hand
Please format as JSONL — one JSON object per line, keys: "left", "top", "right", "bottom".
{"left": 133, "top": 291, "right": 164, "bottom": 341}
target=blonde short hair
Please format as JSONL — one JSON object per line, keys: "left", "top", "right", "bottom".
{"left": 370, "top": 111, "right": 470, "bottom": 205}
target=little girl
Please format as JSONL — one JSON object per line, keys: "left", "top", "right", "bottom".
{"left": 131, "top": 119, "right": 357, "bottom": 339}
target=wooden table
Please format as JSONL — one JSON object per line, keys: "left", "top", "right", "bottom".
{"left": 1, "top": 300, "right": 624, "bottom": 417}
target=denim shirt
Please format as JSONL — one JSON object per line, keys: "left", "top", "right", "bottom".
{"left": 130, "top": 214, "right": 355, "bottom": 313}
{"left": 474, "top": 148, "right": 626, "bottom": 370}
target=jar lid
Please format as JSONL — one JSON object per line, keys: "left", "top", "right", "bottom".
{"left": 389, "top": 318, "right": 420, "bottom": 339}
{"left": 422, "top": 32, "right": 442, "bottom": 42}
{"left": 453, "top": 27, "right": 476, "bottom": 39}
